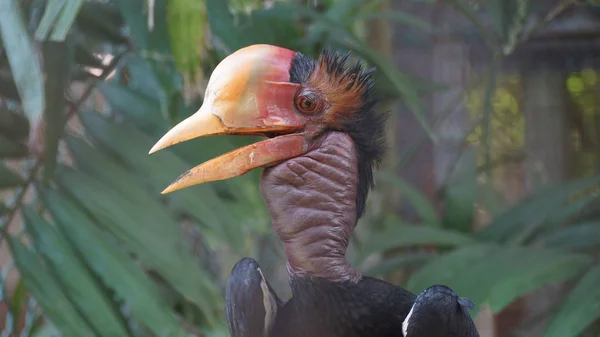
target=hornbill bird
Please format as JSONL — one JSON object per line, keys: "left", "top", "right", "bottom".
{"left": 149, "top": 44, "right": 480, "bottom": 337}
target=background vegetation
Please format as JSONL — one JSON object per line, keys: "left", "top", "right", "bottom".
{"left": 0, "top": 0, "right": 599, "bottom": 336}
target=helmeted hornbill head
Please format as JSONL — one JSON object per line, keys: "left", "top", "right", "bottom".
{"left": 149, "top": 44, "right": 386, "bottom": 220}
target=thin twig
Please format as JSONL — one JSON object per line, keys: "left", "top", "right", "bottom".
{"left": 65, "top": 51, "right": 126, "bottom": 119}
{"left": 0, "top": 161, "right": 42, "bottom": 235}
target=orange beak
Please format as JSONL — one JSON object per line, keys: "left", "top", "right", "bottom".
{"left": 149, "top": 44, "right": 309, "bottom": 194}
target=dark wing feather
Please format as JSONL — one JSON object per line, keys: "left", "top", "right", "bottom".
{"left": 226, "top": 258, "right": 283, "bottom": 337}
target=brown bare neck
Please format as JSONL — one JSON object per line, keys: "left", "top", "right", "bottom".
{"left": 259, "top": 132, "right": 361, "bottom": 284}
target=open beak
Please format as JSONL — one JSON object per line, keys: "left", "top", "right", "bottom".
{"left": 149, "top": 44, "right": 309, "bottom": 194}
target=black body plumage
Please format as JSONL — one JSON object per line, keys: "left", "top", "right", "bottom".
{"left": 226, "top": 258, "right": 415, "bottom": 337}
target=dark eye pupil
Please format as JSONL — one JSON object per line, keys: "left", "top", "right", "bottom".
{"left": 303, "top": 100, "right": 312, "bottom": 107}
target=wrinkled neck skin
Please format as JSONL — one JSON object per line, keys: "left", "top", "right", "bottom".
{"left": 260, "top": 132, "right": 361, "bottom": 284}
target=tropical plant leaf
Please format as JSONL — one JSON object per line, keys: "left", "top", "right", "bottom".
{"left": 118, "top": 54, "right": 164, "bottom": 100}
{"left": 0, "top": 0, "right": 45, "bottom": 123}
{"left": 538, "top": 222, "right": 600, "bottom": 252}
{"left": 7, "top": 236, "right": 96, "bottom": 337}
{"left": 406, "top": 243, "right": 501, "bottom": 293}
{"left": 166, "top": 0, "right": 206, "bottom": 78}
{"left": 477, "top": 174, "right": 600, "bottom": 242}
{"left": 9, "top": 279, "right": 28, "bottom": 327}
{"left": 77, "top": 110, "right": 244, "bottom": 251}
{"left": 206, "top": 0, "right": 244, "bottom": 54}
{"left": 360, "top": 217, "right": 474, "bottom": 258}
{"left": 411, "top": 245, "right": 591, "bottom": 314}
{"left": 486, "top": 250, "right": 591, "bottom": 313}
{"left": 543, "top": 265, "right": 600, "bottom": 337}
{"left": 54, "top": 166, "right": 220, "bottom": 323}
{"left": 41, "top": 41, "right": 72, "bottom": 181}
{"left": 524, "top": 193, "right": 600, "bottom": 243}
{"left": 98, "top": 82, "right": 165, "bottom": 135}
{"left": 114, "top": 0, "right": 180, "bottom": 113}
{"left": 362, "top": 252, "right": 434, "bottom": 277}
{"left": 441, "top": 148, "right": 477, "bottom": 233}
{"left": 41, "top": 188, "right": 191, "bottom": 336}
{"left": 376, "top": 171, "right": 440, "bottom": 227}
{"left": 22, "top": 206, "right": 131, "bottom": 337}
{"left": 34, "top": 0, "right": 66, "bottom": 40}
{"left": 0, "top": 162, "right": 24, "bottom": 188}
{"left": 48, "top": 0, "right": 84, "bottom": 41}
{"left": 0, "top": 134, "right": 28, "bottom": 158}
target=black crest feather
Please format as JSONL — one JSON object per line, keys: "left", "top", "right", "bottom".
{"left": 290, "top": 49, "right": 388, "bottom": 220}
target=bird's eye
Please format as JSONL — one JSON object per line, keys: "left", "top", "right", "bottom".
{"left": 295, "top": 93, "right": 321, "bottom": 114}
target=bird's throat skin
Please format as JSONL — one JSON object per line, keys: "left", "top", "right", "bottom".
{"left": 260, "top": 132, "right": 361, "bottom": 284}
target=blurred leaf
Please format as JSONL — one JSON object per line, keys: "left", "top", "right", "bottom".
{"left": 167, "top": 0, "right": 205, "bottom": 78}
{"left": 0, "top": 162, "right": 24, "bottom": 188}
{"left": 361, "top": 217, "right": 474, "bottom": 258}
{"left": 42, "top": 41, "right": 72, "bottom": 181}
{"left": 543, "top": 265, "right": 600, "bottom": 337}
{"left": 41, "top": 189, "right": 190, "bottom": 336}
{"left": 410, "top": 244, "right": 591, "bottom": 312}
{"left": 48, "top": 0, "right": 84, "bottom": 41}
{"left": 486, "top": 250, "right": 591, "bottom": 313}
{"left": 8, "top": 236, "right": 96, "bottom": 337}
{"left": 114, "top": 0, "right": 180, "bottom": 114}
{"left": 0, "top": 134, "right": 28, "bottom": 158}
{"left": 54, "top": 166, "right": 219, "bottom": 322}
{"left": 9, "top": 278, "right": 28, "bottom": 326}
{"left": 539, "top": 222, "right": 600, "bottom": 252}
{"left": 113, "top": 0, "right": 171, "bottom": 53}
{"left": 362, "top": 252, "right": 434, "bottom": 277}
{"left": 407, "top": 243, "right": 501, "bottom": 292}
{"left": 78, "top": 110, "right": 244, "bottom": 252}
{"left": 98, "top": 82, "right": 164, "bottom": 134}
{"left": 64, "top": 133, "right": 148, "bottom": 195}
{"left": 525, "top": 193, "right": 600, "bottom": 243}
{"left": 119, "top": 54, "right": 164, "bottom": 99}
{"left": 441, "top": 148, "right": 477, "bottom": 233}
{"left": 0, "top": 108, "right": 30, "bottom": 141}
{"left": 0, "top": 0, "right": 46, "bottom": 123}
{"left": 377, "top": 171, "right": 440, "bottom": 227}
{"left": 478, "top": 174, "right": 600, "bottom": 242}
{"left": 22, "top": 206, "right": 131, "bottom": 337}
{"left": 353, "top": 11, "right": 434, "bottom": 32}
{"left": 206, "top": 0, "right": 243, "bottom": 54}
{"left": 34, "top": 0, "right": 65, "bottom": 40}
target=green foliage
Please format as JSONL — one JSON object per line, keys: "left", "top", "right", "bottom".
{"left": 0, "top": 0, "right": 598, "bottom": 337}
